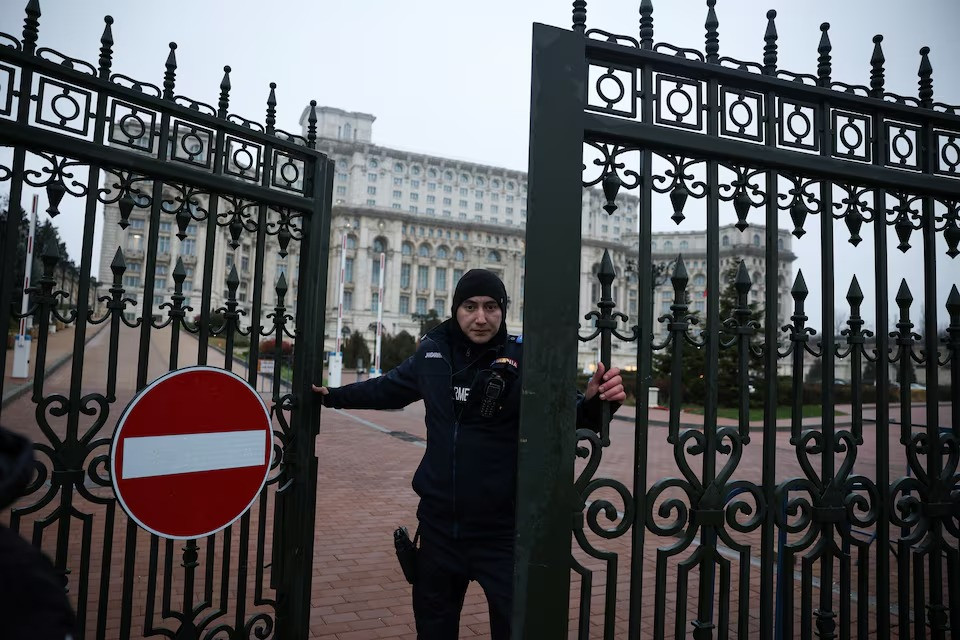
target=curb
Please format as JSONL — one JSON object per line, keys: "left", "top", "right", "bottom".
{"left": 2, "top": 322, "right": 110, "bottom": 409}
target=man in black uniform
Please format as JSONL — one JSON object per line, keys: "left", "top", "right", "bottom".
{"left": 313, "top": 269, "right": 625, "bottom": 639}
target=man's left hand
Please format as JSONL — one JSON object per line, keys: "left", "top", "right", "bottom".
{"left": 585, "top": 362, "right": 626, "bottom": 403}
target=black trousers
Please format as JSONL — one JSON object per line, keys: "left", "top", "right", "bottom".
{"left": 413, "top": 527, "right": 514, "bottom": 640}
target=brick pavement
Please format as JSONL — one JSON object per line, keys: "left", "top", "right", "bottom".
{"left": 1, "top": 325, "right": 953, "bottom": 638}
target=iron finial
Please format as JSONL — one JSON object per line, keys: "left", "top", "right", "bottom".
{"left": 946, "top": 285, "right": 960, "bottom": 324}
{"left": 918, "top": 46, "right": 933, "bottom": 108}
{"left": 40, "top": 236, "right": 61, "bottom": 270}
{"left": 163, "top": 42, "right": 178, "bottom": 100}
{"left": 218, "top": 65, "right": 231, "bottom": 118}
{"left": 870, "top": 35, "right": 885, "bottom": 98}
{"left": 307, "top": 99, "right": 318, "bottom": 148}
{"left": 22, "top": 0, "right": 40, "bottom": 55}
{"left": 791, "top": 270, "right": 808, "bottom": 300}
{"left": 226, "top": 265, "right": 240, "bottom": 297}
{"left": 734, "top": 260, "right": 752, "bottom": 295}
{"left": 572, "top": 0, "right": 587, "bottom": 34}
{"left": 172, "top": 258, "right": 187, "bottom": 284}
{"left": 601, "top": 172, "right": 621, "bottom": 214}
{"left": 817, "top": 23, "right": 832, "bottom": 87}
{"left": 98, "top": 16, "right": 114, "bottom": 80}
{"left": 705, "top": 0, "right": 719, "bottom": 64}
{"left": 639, "top": 0, "right": 654, "bottom": 50}
{"left": 895, "top": 279, "right": 913, "bottom": 308}
{"left": 762, "top": 10, "right": 778, "bottom": 76}
{"left": 110, "top": 247, "right": 126, "bottom": 279}
{"left": 266, "top": 82, "right": 277, "bottom": 135}
{"left": 846, "top": 276, "right": 864, "bottom": 308}
{"left": 671, "top": 255, "right": 688, "bottom": 289}
{"left": 276, "top": 272, "right": 288, "bottom": 299}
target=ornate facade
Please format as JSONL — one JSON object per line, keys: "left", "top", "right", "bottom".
{"left": 98, "top": 105, "right": 795, "bottom": 371}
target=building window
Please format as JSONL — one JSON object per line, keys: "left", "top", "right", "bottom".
{"left": 460, "top": 173, "right": 469, "bottom": 183}
{"left": 157, "top": 235, "right": 170, "bottom": 254}
{"left": 426, "top": 195, "right": 435, "bottom": 204}
{"left": 453, "top": 268, "right": 464, "bottom": 284}
{"left": 367, "top": 186, "right": 376, "bottom": 195}
{"left": 435, "top": 297, "right": 445, "bottom": 312}
{"left": 459, "top": 200, "right": 468, "bottom": 208}
{"left": 369, "top": 158, "right": 379, "bottom": 168}
{"left": 343, "top": 290, "right": 353, "bottom": 310}
{"left": 411, "top": 179, "right": 420, "bottom": 188}
{"left": 366, "top": 199, "right": 376, "bottom": 206}
{"left": 401, "top": 263, "right": 411, "bottom": 288}
{"left": 372, "top": 291, "right": 380, "bottom": 313}
{"left": 394, "top": 162, "right": 404, "bottom": 172}
{"left": 428, "top": 182, "right": 436, "bottom": 190}
{"left": 435, "top": 267, "right": 447, "bottom": 290}
{"left": 393, "top": 189, "right": 402, "bottom": 199}
{"left": 411, "top": 193, "right": 419, "bottom": 201}
{"left": 336, "top": 186, "right": 347, "bottom": 195}
{"left": 338, "top": 172, "right": 348, "bottom": 181}
{"left": 454, "top": 248, "right": 465, "bottom": 261}
{"left": 409, "top": 206, "right": 418, "bottom": 213}
{"left": 443, "top": 197, "right": 452, "bottom": 206}
{"left": 344, "top": 257, "right": 354, "bottom": 283}
{"left": 460, "top": 187, "right": 468, "bottom": 196}
{"left": 394, "top": 177, "right": 403, "bottom": 186}
{"left": 436, "top": 246, "right": 448, "bottom": 259}
{"left": 506, "top": 207, "right": 513, "bottom": 214}
{"left": 680, "top": 240, "right": 689, "bottom": 250}
{"left": 487, "top": 250, "right": 501, "bottom": 262}
{"left": 417, "top": 244, "right": 430, "bottom": 258}
{"left": 444, "top": 185, "right": 452, "bottom": 193}
{"left": 416, "top": 297, "right": 428, "bottom": 314}
{"left": 722, "top": 235, "right": 730, "bottom": 246}
{"left": 506, "top": 195, "right": 514, "bottom": 203}
{"left": 443, "top": 210, "right": 451, "bottom": 217}
{"left": 371, "top": 258, "right": 382, "bottom": 284}
{"left": 663, "top": 240, "right": 673, "bottom": 250}
{"left": 392, "top": 204, "right": 401, "bottom": 209}
{"left": 417, "top": 265, "right": 429, "bottom": 289}
{"left": 411, "top": 165, "right": 421, "bottom": 176}
{"left": 182, "top": 238, "right": 196, "bottom": 256}
{"left": 475, "top": 202, "right": 483, "bottom": 211}
{"left": 753, "top": 234, "right": 761, "bottom": 246}
{"left": 426, "top": 208, "right": 435, "bottom": 215}
{"left": 399, "top": 295, "right": 410, "bottom": 314}
{"left": 693, "top": 273, "right": 705, "bottom": 286}
{"left": 491, "top": 205, "right": 498, "bottom": 214}
{"left": 368, "top": 172, "right": 377, "bottom": 182}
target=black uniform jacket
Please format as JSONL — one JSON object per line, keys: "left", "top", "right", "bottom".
{"left": 323, "top": 320, "right": 604, "bottom": 539}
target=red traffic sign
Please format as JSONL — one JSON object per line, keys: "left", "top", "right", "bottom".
{"left": 110, "top": 366, "right": 273, "bottom": 539}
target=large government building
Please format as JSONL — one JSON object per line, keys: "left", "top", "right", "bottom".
{"left": 98, "top": 105, "right": 796, "bottom": 372}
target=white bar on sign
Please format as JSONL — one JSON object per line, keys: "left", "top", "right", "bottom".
{"left": 122, "top": 430, "right": 266, "bottom": 479}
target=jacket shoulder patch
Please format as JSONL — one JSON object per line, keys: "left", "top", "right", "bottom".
{"left": 424, "top": 351, "right": 443, "bottom": 359}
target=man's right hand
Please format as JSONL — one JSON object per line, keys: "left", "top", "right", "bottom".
{"left": 311, "top": 384, "right": 329, "bottom": 395}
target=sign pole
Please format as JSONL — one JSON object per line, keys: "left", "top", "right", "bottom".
{"left": 11, "top": 194, "right": 38, "bottom": 379}
{"left": 328, "top": 231, "right": 347, "bottom": 387}
{"left": 370, "top": 252, "right": 385, "bottom": 378}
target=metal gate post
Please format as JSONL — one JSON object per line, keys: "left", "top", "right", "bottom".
{"left": 277, "top": 153, "right": 334, "bottom": 639}
{"left": 512, "top": 23, "right": 586, "bottom": 639}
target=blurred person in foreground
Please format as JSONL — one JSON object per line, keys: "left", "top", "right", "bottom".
{"left": 0, "top": 424, "right": 78, "bottom": 639}
{"left": 313, "top": 268, "right": 625, "bottom": 640}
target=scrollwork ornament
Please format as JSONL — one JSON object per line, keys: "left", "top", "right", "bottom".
{"left": 645, "top": 477, "right": 694, "bottom": 537}
{"left": 582, "top": 141, "right": 641, "bottom": 190}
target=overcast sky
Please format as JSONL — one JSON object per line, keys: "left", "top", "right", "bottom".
{"left": 1, "top": 0, "right": 957, "bottom": 331}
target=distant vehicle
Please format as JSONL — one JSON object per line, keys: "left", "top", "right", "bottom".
{"left": 833, "top": 378, "right": 848, "bottom": 385}
{"left": 910, "top": 383, "right": 926, "bottom": 390}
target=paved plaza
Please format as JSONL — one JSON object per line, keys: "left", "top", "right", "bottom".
{"left": 1, "top": 324, "right": 952, "bottom": 638}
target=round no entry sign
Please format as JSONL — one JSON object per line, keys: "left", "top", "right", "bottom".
{"left": 110, "top": 366, "right": 273, "bottom": 539}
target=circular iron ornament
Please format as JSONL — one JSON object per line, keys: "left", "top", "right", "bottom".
{"left": 892, "top": 129, "right": 914, "bottom": 162}
{"left": 666, "top": 86, "right": 694, "bottom": 119}
{"left": 233, "top": 147, "right": 254, "bottom": 171}
{"left": 839, "top": 121, "right": 863, "bottom": 152}
{"left": 119, "top": 113, "right": 145, "bottom": 141}
{"left": 280, "top": 160, "right": 299, "bottom": 185}
{"left": 941, "top": 137, "right": 960, "bottom": 172}
{"left": 181, "top": 132, "right": 203, "bottom": 157}
{"left": 786, "top": 108, "right": 812, "bottom": 141}
{"left": 729, "top": 98, "right": 753, "bottom": 129}
{"left": 50, "top": 91, "right": 80, "bottom": 123}
{"left": 596, "top": 71, "right": 625, "bottom": 106}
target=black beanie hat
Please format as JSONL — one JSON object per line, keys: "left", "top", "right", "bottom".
{"left": 451, "top": 269, "right": 508, "bottom": 316}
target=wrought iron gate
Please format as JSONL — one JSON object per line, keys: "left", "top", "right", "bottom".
{"left": 517, "top": 2, "right": 959, "bottom": 639}
{"left": 0, "top": 3, "right": 332, "bottom": 639}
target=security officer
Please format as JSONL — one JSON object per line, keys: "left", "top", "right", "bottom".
{"left": 313, "top": 269, "right": 625, "bottom": 639}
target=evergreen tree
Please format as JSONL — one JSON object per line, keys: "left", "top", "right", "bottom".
{"left": 715, "top": 264, "right": 764, "bottom": 406}
{"left": 381, "top": 330, "right": 417, "bottom": 372}
{"left": 342, "top": 330, "right": 371, "bottom": 371}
